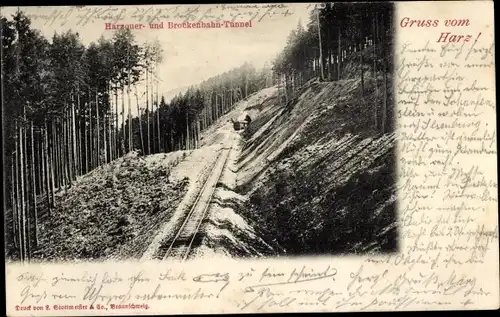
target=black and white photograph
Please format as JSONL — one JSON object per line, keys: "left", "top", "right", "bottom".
{"left": 3, "top": 2, "right": 397, "bottom": 264}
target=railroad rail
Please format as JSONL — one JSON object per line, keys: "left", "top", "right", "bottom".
{"left": 161, "top": 147, "right": 232, "bottom": 262}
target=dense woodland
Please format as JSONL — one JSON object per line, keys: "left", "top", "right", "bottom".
{"left": 273, "top": 2, "right": 393, "bottom": 131}
{"left": 3, "top": 2, "right": 394, "bottom": 262}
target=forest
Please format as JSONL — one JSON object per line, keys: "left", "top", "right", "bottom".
{"left": 3, "top": 2, "right": 394, "bottom": 262}
{"left": 272, "top": 2, "right": 393, "bottom": 131}
{"left": 2, "top": 11, "right": 272, "bottom": 261}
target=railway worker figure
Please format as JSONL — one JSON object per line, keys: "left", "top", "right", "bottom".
{"left": 244, "top": 114, "right": 251, "bottom": 125}
{"left": 231, "top": 118, "right": 241, "bottom": 131}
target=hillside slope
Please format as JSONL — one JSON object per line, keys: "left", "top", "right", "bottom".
{"left": 235, "top": 62, "right": 397, "bottom": 255}
{"left": 6, "top": 151, "right": 190, "bottom": 262}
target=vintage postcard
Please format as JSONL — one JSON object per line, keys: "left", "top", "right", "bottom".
{"left": 2, "top": 1, "right": 498, "bottom": 315}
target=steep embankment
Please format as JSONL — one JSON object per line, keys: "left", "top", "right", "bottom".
{"left": 234, "top": 50, "right": 397, "bottom": 256}
{"left": 191, "top": 138, "right": 277, "bottom": 260}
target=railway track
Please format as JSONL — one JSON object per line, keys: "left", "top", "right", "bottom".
{"left": 161, "top": 147, "right": 232, "bottom": 262}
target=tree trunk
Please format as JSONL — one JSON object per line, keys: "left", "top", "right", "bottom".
{"left": 104, "top": 85, "right": 109, "bottom": 163}
{"left": 30, "top": 122, "right": 38, "bottom": 247}
{"left": 40, "top": 129, "right": 46, "bottom": 201}
{"left": 84, "top": 102, "right": 89, "bottom": 174}
{"left": 108, "top": 88, "right": 112, "bottom": 160}
{"left": 128, "top": 65, "right": 132, "bottom": 153}
{"left": 222, "top": 90, "right": 225, "bottom": 115}
{"left": 44, "top": 124, "right": 51, "bottom": 207}
{"left": 325, "top": 23, "right": 331, "bottom": 82}
{"left": 225, "top": 90, "right": 228, "bottom": 113}
{"left": 61, "top": 111, "right": 67, "bottom": 185}
{"left": 156, "top": 77, "right": 160, "bottom": 153}
{"left": 47, "top": 121, "right": 55, "bottom": 209}
{"left": 49, "top": 123, "right": 55, "bottom": 200}
{"left": 104, "top": 107, "right": 108, "bottom": 164}
{"left": 151, "top": 69, "right": 155, "bottom": 153}
{"left": 65, "top": 115, "right": 69, "bottom": 184}
{"left": 76, "top": 90, "right": 81, "bottom": 176}
{"left": 215, "top": 94, "right": 218, "bottom": 120}
{"left": 108, "top": 94, "right": 116, "bottom": 161}
{"left": 73, "top": 92, "right": 82, "bottom": 176}
{"left": 245, "top": 76, "right": 248, "bottom": 98}
{"left": 71, "top": 96, "right": 77, "bottom": 179}
{"left": 382, "top": 16, "right": 388, "bottom": 134}
{"left": 382, "top": 66, "right": 388, "bottom": 134}
{"left": 120, "top": 85, "right": 125, "bottom": 156}
{"left": 284, "top": 75, "right": 289, "bottom": 104}
{"left": 190, "top": 123, "right": 194, "bottom": 149}
{"left": 108, "top": 84, "right": 113, "bottom": 162}
{"left": 89, "top": 95, "right": 93, "bottom": 171}
{"left": 11, "top": 156, "right": 18, "bottom": 249}
{"left": 327, "top": 48, "right": 332, "bottom": 81}
{"left": 96, "top": 90, "right": 100, "bottom": 166}
{"left": 360, "top": 44, "right": 365, "bottom": 96}
{"left": 135, "top": 88, "right": 145, "bottom": 154}
{"left": 55, "top": 120, "right": 60, "bottom": 189}
{"left": 317, "top": 8, "right": 325, "bottom": 81}
{"left": 115, "top": 84, "right": 119, "bottom": 159}
{"left": 36, "top": 133, "right": 42, "bottom": 195}
{"left": 373, "top": 14, "right": 379, "bottom": 130}
{"left": 337, "top": 27, "right": 342, "bottom": 81}
{"left": 53, "top": 121, "right": 59, "bottom": 189}
{"left": 107, "top": 83, "right": 113, "bottom": 162}
{"left": 22, "top": 109, "right": 31, "bottom": 261}
{"left": 19, "top": 123, "right": 27, "bottom": 261}
{"left": 186, "top": 110, "right": 190, "bottom": 150}
{"left": 229, "top": 82, "right": 233, "bottom": 108}
{"left": 15, "top": 124, "right": 23, "bottom": 261}
{"left": 372, "top": 13, "right": 378, "bottom": 79}
{"left": 197, "top": 120, "right": 200, "bottom": 148}
{"left": 66, "top": 106, "right": 73, "bottom": 184}
{"left": 43, "top": 122, "right": 52, "bottom": 214}
{"left": 108, "top": 109, "right": 112, "bottom": 162}
{"left": 194, "top": 122, "right": 198, "bottom": 149}
{"left": 146, "top": 70, "right": 150, "bottom": 155}
{"left": 63, "top": 112, "right": 70, "bottom": 188}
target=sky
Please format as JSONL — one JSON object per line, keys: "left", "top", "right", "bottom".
{"left": 2, "top": 4, "right": 314, "bottom": 106}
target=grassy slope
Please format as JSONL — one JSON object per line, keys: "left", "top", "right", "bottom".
{"left": 237, "top": 47, "right": 398, "bottom": 256}
{"left": 6, "top": 152, "right": 189, "bottom": 262}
